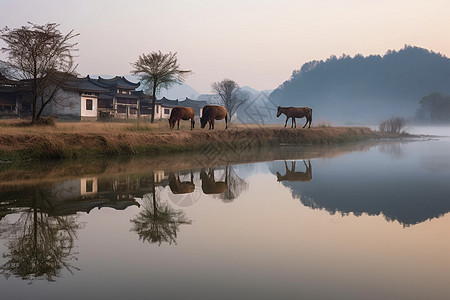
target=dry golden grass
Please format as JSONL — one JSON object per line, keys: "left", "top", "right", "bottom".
{"left": 0, "top": 118, "right": 389, "bottom": 161}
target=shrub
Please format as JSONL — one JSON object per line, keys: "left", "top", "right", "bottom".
{"left": 378, "top": 117, "right": 407, "bottom": 133}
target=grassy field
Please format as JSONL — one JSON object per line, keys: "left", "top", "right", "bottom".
{"left": 0, "top": 118, "right": 395, "bottom": 161}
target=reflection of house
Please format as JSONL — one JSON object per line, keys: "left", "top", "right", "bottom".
{"left": 154, "top": 170, "right": 168, "bottom": 183}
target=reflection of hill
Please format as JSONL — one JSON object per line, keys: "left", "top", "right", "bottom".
{"left": 270, "top": 152, "right": 450, "bottom": 226}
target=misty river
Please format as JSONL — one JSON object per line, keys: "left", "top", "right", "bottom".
{"left": 1, "top": 127, "right": 450, "bottom": 299}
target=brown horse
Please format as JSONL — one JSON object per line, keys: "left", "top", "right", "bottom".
{"left": 200, "top": 168, "right": 228, "bottom": 194}
{"left": 276, "top": 106, "right": 312, "bottom": 128}
{"left": 169, "top": 107, "right": 195, "bottom": 130}
{"left": 200, "top": 105, "right": 228, "bottom": 130}
{"left": 276, "top": 160, "right": 312, "bottom": 182}
{"left": 169, "top": 171, "right": 195, "bottom": 194}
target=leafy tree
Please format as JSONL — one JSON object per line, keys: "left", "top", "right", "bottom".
{"left": 0, "top": 22, "right": 79, "bottom": 124}
{"left": 212, "top": 79, "right": 249, "bottom": 122}
{"left": 131, "top": 51, "right": 192, "bottom": 123}
{"left": 418, "top": 92, "right": 450, "bottom": 122}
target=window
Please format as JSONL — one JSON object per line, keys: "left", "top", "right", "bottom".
{"left": 164, "top": 108, "right": 170, "bottom": 115}
{"left": 86, "top": 99, "right": 93, "bottom": 110}
{"left": 86, "top": 179, "right": 93, "bottom": 193}
{"left": 156, "top": 106, "right": 159, "bottom": 114}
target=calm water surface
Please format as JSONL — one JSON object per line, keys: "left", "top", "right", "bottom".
{"left": 1, "top": 133, "right": 450, "bottom": 300}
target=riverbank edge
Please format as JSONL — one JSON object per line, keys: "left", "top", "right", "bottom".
{"left": 0, "top": 127, "right": 408, "bottom": 162}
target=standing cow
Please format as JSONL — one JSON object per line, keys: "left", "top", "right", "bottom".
{"left": 200, "top": 105, "right": 228, "bottom": 130}
{"left": 169, "top": 107, "right": 195, "bottom": 130}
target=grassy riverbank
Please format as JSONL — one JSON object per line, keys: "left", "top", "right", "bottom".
{"left": 0, "top": 119, "right": 402, "bottom": 162}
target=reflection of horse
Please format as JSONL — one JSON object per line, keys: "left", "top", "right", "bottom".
{"left": 276, "top": 106, "right": 312, "bottom": 128}
{"left": 169, "top": 172, "right": 195, "bottom": 194}
{"left": 276, "top": 160, "right": 312, "bottom": 182}
{"left": 169, "top": 107, "right": 195, "bottom": 130}
{"left": 200, "top": 168, "right": 228, "bottom": 194}
{"left": 200, "top": 105, "right": 228, "bottom": 130}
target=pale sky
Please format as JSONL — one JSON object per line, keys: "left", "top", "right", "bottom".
{"left": 1, "top": 0, "right": 450, "bottom": 93}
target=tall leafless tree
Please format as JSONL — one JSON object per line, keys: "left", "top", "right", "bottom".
{"left": 0, "top": 22, "right": 79, "bottom": 124}
{"left": 212, "top": 79, "right": 249, "bottom": 122}
{"left": 131, "top": 51, "right": 192, "bottom": 123}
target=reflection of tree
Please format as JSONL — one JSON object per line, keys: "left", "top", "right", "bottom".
{"left": 378, "top": 142, "right": 406, "bottom": 160}
{"left": 130, "top": 172, "right": 191, "bottom": 245}
{"left": 200, "top": 166, "right": 248, "bottom": 202}
{"left": 218, "top": 166, "right": 248, "bottom": 202}
{"left": 0, "top": 187, "right": 81, "bottom": 282}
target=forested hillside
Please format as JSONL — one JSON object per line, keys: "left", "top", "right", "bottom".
{"left": 270, "top": 46, "right": 450, "bottom": 124}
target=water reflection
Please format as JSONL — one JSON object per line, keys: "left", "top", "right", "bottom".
{"left": 1, "top": 139, "right": 450, "bottom": 285}
{"left": 131, "top": 171, "right": 191, "bottom": 245}
{"left": 377, "top": 141, "right": 406, "bottom": 159}
{"left": 276, "top": 160, "right": 312, "bottom": 182}
{"left": 200, "top": 168, "right": 228, "bottom": 195}
{"left": 200, "top": 167, "right": 248, "bottom": 202}
{"left": 169, "top": 171, "right": 195, "bottom": 194}
{"left": 270, "top": 141, "right": 450, "bottom": 226}
{"left": 0, "top": 187, "right": 81, "bottom": 282}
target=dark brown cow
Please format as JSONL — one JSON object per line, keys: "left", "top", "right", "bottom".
{"left": 169, "top": 172, "right": 195, "bottom": 194}
{"left": 276, "top": 160, "right": 312, "bottom": 182}
{"left": 169, "top": 107, "right": 195, "bottom": 130}
{"left": 200, "top": 168, "right": 228, "bottom": 194}
{"left": 276, "top": 106, "right": 312, "bottom": 128}
{"left": 200, "top": 105, "right": 228, "bottom": 130}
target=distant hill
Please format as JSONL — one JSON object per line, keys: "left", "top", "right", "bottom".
{"left": 270, "top": 45, "right": 450, "bottom": 124}
{"left": 157, "top": 82, "right": 200, "bottom": 100}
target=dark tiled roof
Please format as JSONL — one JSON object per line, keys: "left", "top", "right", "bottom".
{"left": 140, "top": 96, "right": 209, "bottom": 108}
{"left": 95, "top": 76, "right": 140, "bottom": 89}
{"left": 64, "top": 76, "right": 110, "bottom": 93}
{"left": 161, "top": 97, "right": 179, "bottom": 107}
{"left": 181, "top": 97, "right": 207, "bottom": 108}
{"left": 0, "top": 74, "right": 20, "bottom": 86}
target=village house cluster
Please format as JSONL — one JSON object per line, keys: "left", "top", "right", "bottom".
{"left": 0, "top": 74, "right": 207, "bottom": 121}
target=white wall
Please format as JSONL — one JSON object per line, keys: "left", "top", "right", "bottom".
{"left": 81, "top": 95, "right": 98, "bottom": 119}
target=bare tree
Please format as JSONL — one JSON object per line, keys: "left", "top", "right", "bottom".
{"left": 378, "top": 117, "right": 407, "bottom": 133}
{"left": 131, "top": 51, "right": 192, "bottom": 123}
{"left": 0, "top": 22, "right": 79, "bottom": 124}
{"left": 212, "top": 79, "right": 249, "bottom": 122}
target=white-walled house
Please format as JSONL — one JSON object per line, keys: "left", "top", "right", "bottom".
{"left": 138, "top": 96, "right": 207, "bottom": 120}
{"left": 39, "top": 76, "right": 108, "bottom": 120}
